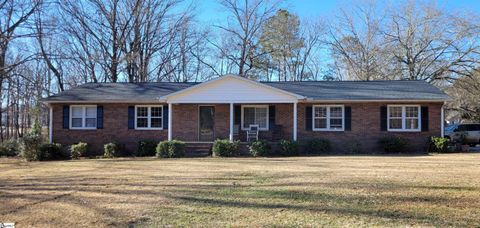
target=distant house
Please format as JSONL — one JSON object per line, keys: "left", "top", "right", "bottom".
{"left": 42, "top": 74, "right": 449, "bottom": 154}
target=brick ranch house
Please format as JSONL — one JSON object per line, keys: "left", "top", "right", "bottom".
{"left": 43, "top": 74, "right": 449, "bottom": 154}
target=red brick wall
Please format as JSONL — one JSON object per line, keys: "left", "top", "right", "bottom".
{"left": 52, "top": 102, "right": 443, "bottom": 155}
{"left": 297, "top": 102, "right": 443, "bottom": 152}
{"left": 170, "top": 104, "right": 232, "bottom": 141}
{"left": 51, "top": 103, "right": 167, "bottom": 155}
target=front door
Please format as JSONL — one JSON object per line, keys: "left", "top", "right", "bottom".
{"left": 199, "top": 106, "right": 215, "bottom": 141}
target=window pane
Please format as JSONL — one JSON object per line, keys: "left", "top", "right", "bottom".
{"left": 314, "top": 107, "right": 326, "bottom": 118}
{"left": 151, "top": 118, "right": 162, "bottom": 128}
{"left": 243, "top": 107, "right": 255, "bottom": 128}
{"left": 137, "top": 107, "right": 148, "bottom": 117}
{"left": 330, "top": 107, "right": 343, "bottom": 118}
{"left": 330, "top": 118, "right": 342, "bottom": 129}
{"left": 137, "top": 118, "right": 148, "bottom": 128}
{"left": 86, "top": 107, "right": 97, "bottom": 117}
{"left": 314, "top": 118, "right": 327, "bottom": 129}
{"left": 85, "top": 118, "right": 96, "bottom": 128}
{"left": 389, "top": 107, "right": 402, "bottom": 118}
{"left": 72, "top": 118, "right": 82, "bottom": 127}
{"left": 255, "top": 107, "right": 267, "bottom": 128}
{"left": 389, "top": 119, "right": 402, "bottom": 129}
{"left": 405, "top": 119, "right": 418, "bottom": 129}
{"left": 151, "top": 107, "right": 162, "bottom": 117}
{"left": 72, "top": 107, "right": 83, "bottom": 117}
{"left": 405, "top": 107, "right": 418, "bottom": 118}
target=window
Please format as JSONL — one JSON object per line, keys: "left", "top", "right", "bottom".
{"left": 70, "top": 105, "right": 97, "bottom": 129}
{"left": 135, "top": 106, "right": 163, "bottom": 129}
{"left": 313, "top": 105, "right": 344, "bottom": 131}
{"left": 241, "top": 105, "right": 268, "bottom": 130}
{"left": 387, "top": 105, "right": 420, "bottom": 131}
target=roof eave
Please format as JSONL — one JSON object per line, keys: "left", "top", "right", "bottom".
{"left": 42, "top": 99, "right": 167, "bottom": 104}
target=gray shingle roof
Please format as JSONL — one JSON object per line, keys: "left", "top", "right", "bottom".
{"left": 43, "top": 80, "right": 449, "bottom": 102}
{"left": 43, "top": 82, "right": 198, "bottom": 102}
{"left": 264, "top": 80, "right": 449, "bottom": 101}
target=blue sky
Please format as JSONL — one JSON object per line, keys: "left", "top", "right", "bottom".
{"left": 195, "top": 0, "right": 480, "bottom": 23}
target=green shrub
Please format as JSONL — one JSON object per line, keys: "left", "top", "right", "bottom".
{"left": 212, "top": 139, "right": 240, "bottom": 157}
{"left": 38, "top": 143, "right": 67, "bottom": 161}
{"left": 248, "top": 140, "right": 270, "bottom": 157}
{"left": 156, "top": 141, "right": 170, "bottom": 158}
{"left": 137, "top": 140, "right": 158, "bottom": 156}
{"left": 347, "top": 140, "right": 362, "bottom": 154}
{"left": 70, "top": 142, "right": 87, "bottom": 159}
{"left": 278, "top": 140, "right": 299, "bottom": 156}
{"left": 305, "top": 138, "right": 330, "bottom": 155}
{"left": 429, "top": 137, "right": 450, "bottom": 153}
{"left": 156, "top": 140, "right": 186, "bottom": 158}
{"left": 21, "top": 134, "right": 45, "bottom": 161}
{"left": 103, "top": 142, "right": 121, "bottom": 158}
{"left": 377, "top": 136, "right": 408, "bottom": 153}
{"left": 169, "top": 140, "right": 186, "bottom": 158}
{"left": 0, "top": 139, "right": 20, "bottom": 157}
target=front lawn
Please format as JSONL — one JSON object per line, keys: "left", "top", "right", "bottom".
{"left": 1, "top": 154, "right": 479, "bottom": 227}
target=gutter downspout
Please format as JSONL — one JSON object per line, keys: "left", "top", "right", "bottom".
{"left": 49, "top": 105, "right": 53, "bottom": 143}
{"left": 441, "top": 103, "right": 445, "bottom": 137}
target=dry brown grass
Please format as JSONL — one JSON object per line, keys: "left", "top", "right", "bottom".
{"left": 1, "top": 154, "right": 480, "bottom": 227}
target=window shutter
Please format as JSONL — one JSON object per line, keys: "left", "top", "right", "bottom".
{"left": 63, "top": 105, "right": 70, "bottom": 129}
{"left": 421, "top": 106, "right": 429, "bottom": 132}
{"left": 345, "top": 106, "right": 352, "bottom": 131}
{"left": 128, "top": 106, "right": 135, "bottom": 129}
{"left": 380, "top": 106, "right": 387, "bottom": 131}
{"left": 234, "top": 105, "right": 241, "bottom": 125}
{"left": 269, "top": 105, "right": 276, "bottom": 128}
{"left": 97, "top": 106, "right": 104, "bottom": 129}
{"left": 305, "top": 106, "right": 312, "bottom": 131}
{"left": 163, "top": 105, "right": 169, "bottom": 129}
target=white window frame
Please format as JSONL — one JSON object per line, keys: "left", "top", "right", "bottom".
{"left": 134, "top": 105, "right": 163, "bottom": 130}
{"left": 70, "top": 105, "right": 97, "bottom": 130}
{"left": 241, "top": 105, "right": 269, "bottom": 131}
{"left": 387, "top": 105, "right": 421, "bottom": 132}
{"left": 312, "top": 105, "right": 345, "bottom": 131}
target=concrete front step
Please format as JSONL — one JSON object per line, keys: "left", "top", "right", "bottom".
{"left": 184, "top": 142, "right": 256, "bottom": 157}
{"left": 185, "top": 143, "right": 213, "bottom": 157}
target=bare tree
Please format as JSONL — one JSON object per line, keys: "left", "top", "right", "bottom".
{"left": 384, "top": 1, "right": 480, "bottom": 82}
{"left": 328, "top": 4, "right": 392, "bottom": 80}
{"left": 60, "top": 0, "right": 141, "bottom": 82}
{"left": 0, "top": 0, "right": 41, "bottom": 140}
{"left": 447, "top": 69, "right": 480, "bottom": 122}
{"left": 35, "top": 6, "right": 65, "bottom": 91}
{"left": 214, "top": 0, "right": 281, "bottom": 77}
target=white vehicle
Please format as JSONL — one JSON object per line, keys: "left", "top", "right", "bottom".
{"left": 445, "top": 123, "right": 480, "bottom": 146}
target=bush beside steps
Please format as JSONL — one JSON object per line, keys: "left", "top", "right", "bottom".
{"left": 156, "top": 140, "right": 186, "bottom": 158}
{"left": 212, "top": 139, "right": 240, "bottom": 157}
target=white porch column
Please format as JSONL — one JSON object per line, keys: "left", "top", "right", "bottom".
{"left": 229, "top": 103, "right": 234, "bottom": 141}
{"left": 168, "top": 103, "right": 173, "bottom": 141}
{"left": 49, "top": 105, "right": 53, "bottom": 143}
{"left": 441, "top": 104, "right": 445, "bottom": 137}
{"left": 293, "top": 102, "right": 297, "bottom": 141}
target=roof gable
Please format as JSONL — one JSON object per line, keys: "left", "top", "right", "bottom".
{"left": 162, "top": 74, "right": 304, "bottom": 103}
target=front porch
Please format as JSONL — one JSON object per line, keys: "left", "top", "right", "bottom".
{"left": 161, "top": 75, "right": 304, "bottom": 143}
{"left": 167, "top": 103, "right": 297, "bottom": 143}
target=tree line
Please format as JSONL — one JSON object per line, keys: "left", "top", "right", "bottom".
{"left": 1, "top": 0, "right": 479, "bottom": 140}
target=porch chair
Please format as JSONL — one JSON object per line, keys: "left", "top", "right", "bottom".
{"left": 246, "top": 124, "right": 259, "bottom": 142}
